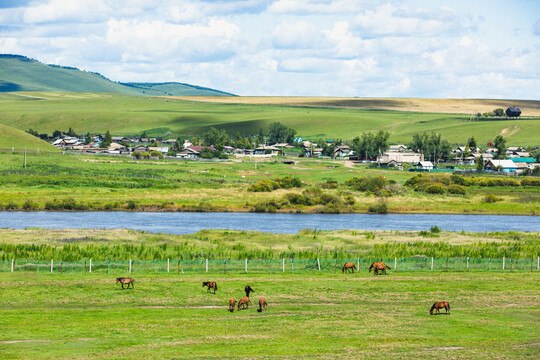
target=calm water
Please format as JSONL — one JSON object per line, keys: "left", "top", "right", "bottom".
{"left": 0, "top": 212, "right": 538, "bottom": 234}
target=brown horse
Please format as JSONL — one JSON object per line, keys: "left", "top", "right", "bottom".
{"left": 202, "top": 281, "right": 218, "bottom": 294}
{"left": 116, "top": 277, "right": 134, "bottom": 289}
{"left": 257, "top": 297, "right": 268, "bottom": 313}
{"left": 430, "top": 301, "right": 450, "bottom": 315}
{"left": 369, "top": 262, "right": 390, "bottom": 275}
{"left": 228, "top": 298, "right": 236, "bottom": 312}
{"left": 245, "top": 285, "right": 254, "bottom": 298}
{"left": 342, "top": 262, "right": 356, "bottom": 273}
{"left": 238, "top": 296, "right": 252, "bottom": 310}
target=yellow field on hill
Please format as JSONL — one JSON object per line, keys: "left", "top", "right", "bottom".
{"left": 167, "top": 96, "right": 540, "bottom": 116}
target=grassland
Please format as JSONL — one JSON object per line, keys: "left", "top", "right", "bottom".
{"left": 0, "top": 152, "right": 538, "bottom": 215}
{"left": 0, "top": 124, "right": 58, "bottom": 152}
{"left": 1, "top": 92, "right": 540, "bottom": 145}
{"left": 0, "top": 271, "right": 538, "bottom": 359}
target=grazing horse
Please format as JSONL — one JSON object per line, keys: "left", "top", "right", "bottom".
{"left": 257, "top": 297, "right": 268, "bottom": 313}
{"left": 237, "top": 296, "right": 252, "bottom": 311}
{"left": 342, "top": 262, "right": 356, "bottom": 273}
{"left": 430, "top": 301, "right": 450, "bottom": 315}
{"left": 116, "top": 277, "right": 135, "bottom": 289}
{"left": 245, "top": 285, "right": 254, "bottom": 298}
{"left": 202, "top": 281, "right": 218, "bottom": 294}
{"left": 228, "top": 298, "right": 236, "bottom": 312}
{"left": 369, "top": 262, "right": 390, "bottom": 275}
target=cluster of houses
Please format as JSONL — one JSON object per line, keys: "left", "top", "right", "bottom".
{"left": 49, "top": 134, "right": 538, "bottom": 172}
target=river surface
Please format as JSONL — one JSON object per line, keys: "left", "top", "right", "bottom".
{"left": 0, "top": 212, "right": 538, "bottom": 234}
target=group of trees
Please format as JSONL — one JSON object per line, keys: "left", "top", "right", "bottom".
{"left": 351, "top": 130, "right": 390, "bottom": 161}
{"left": 408, "top": 132, "right": 453, "bottom": 162}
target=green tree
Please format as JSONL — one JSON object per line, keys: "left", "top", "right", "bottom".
{"left": 84, "top": 132, "right": 92, "bottom": 145}
{"left": 467, "top": 136, "right": 477, "bottom": 150}
{"left": 52, "top": 130, "right": 62, "bottom": 138}
{"left": 257, "top": 128, "right": 265, "bottom": 145}
{"left": 493, "top": 108, "right": 504, "bottom": 117}
{"left": 493, "top": 135, "right": 506, "bottom": 159}
{"left": 202, "top": 127, "right": 230, "bottom": 147}
{"left": 67, "top": 127, "right": 77, "bottom": 137}
{"left": 99, "top": 130, "right": 112, "bottom": 148}
{"left": 268, "top": 122, "right": 297, "bottom": 144}
{"left": 476, "top": 155, "right": 484, "bottom": 172}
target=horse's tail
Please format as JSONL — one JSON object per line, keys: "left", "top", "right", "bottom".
{"left": 447, "top": 302, "right": 450, "bottom": 310}
{"left": 386, "top": 264, "right": 391, "bottom": 270}
{"left": 214, "top": 283, "right": 218, "bottom": 290}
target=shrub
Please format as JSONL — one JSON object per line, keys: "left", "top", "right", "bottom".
{"left": 321, "top": 179, "right": 338, "bottom": 189}
{"left": 140, "top": 152, "right": 151, "bottom": 159}
{"left": 346, "top": 176, "right": 388, "bottom": 192}
{"left": 447, "top": 184, "right": 467, "bottom": 195}
{"left": 483, "top": 194, "right": 502, "bottom": 203}
{"left": 343, "top": 194, "right": 356, "bottom": 205}
{"left": 126, "top": 200, "right": 139, "bottom": 210}
{"left": 521, "top": 178, "right": 540, "bottom": 187}
{"left": 285, "top": 193, "right": 310, "bottom": 206}
{"left": 276, "top": 176, "right": 302, "bottom": 189}
{"left": 430, "top": 226, "right": 441, "bottom": 233}
{"left": 22, "top": 200, "right": 38, "bottom": 210}
{"left": 424, "top": 184, "right": 445, "bottom": 194}
{"left": 149, "top": 150, "right": 163, "bottom": 159}
{"left": 450, "top": 174, "right": 465, "bottom": 185}
{"left": 248, "top": 180, "right": 280, "bottom": 192}
{"left": 368, "top": 200, "right": 388, "bottom": 214}
{"left": 3, "top": 202, "right": 18, "bottom": 210}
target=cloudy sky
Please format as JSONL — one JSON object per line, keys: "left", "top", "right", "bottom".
{"left": 1, "top": 0, "right": 539, "bottom": 98}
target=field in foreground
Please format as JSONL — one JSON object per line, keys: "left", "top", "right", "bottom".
{"left": 0, "top": 272, "right": 538, "bottom": 359}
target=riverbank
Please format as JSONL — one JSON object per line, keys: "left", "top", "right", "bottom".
{"left": 0, "top": 152, "right": 538, "bottom": 216}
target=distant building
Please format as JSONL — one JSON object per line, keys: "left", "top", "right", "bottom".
{"left": 484, "top": 159, "right": 517, "bottom": 173}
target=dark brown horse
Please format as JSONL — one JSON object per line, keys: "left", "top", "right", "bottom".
{"left": 238, "top": 296, "right": 252, "bottom": 310}
{"left": 342, "top": 262, "right": 356, "bottom": 273}
{"left": 245, "top": 285, "right": 254, "bottom": 298}
{"left": 228, "top": 298, "right": 236, "bottom": 312}
{"left": 202, "top": 281, "right": 218, "bottom": 294}
{"left": 116, "top": 277, "right": 135, "bottom": 289}
{"left": 430, "top": 301, "right": 450, "bottom": 315}
{"left": 369, "top": 262, "right": 390, "bottom": 275}
{"left": 257, "top": 297, "right": 268, "bottom": 313}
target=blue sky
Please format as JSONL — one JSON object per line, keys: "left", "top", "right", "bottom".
{"left": 0, "top": 0, "right": 538, "bottom": 98}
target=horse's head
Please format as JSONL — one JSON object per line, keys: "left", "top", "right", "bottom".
{"left": 202, "top": 282, "right": 207, "bottom": 287}
{"left": 430, "top": 308, "right": 434, "bottom": 315}
{"left": 115, "top": 278, "right": 121, "bottom": 283}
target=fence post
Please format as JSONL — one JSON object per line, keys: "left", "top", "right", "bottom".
{"left": 317, "top": 258, "right": 320, "bottom": 272}
{"left": 167, "top": 258, "right": 170, "bottom": 273}
{"left": 178, "top": 260, "right": 180, "bottom": 274}
{"left": 84, "top": 260, "right": 87, "bottom": 274}
{"left": 129, "top": 259, "right": 132, "bottom": 273}
{"left": 206, "top": 259, "right": 208, "bottom": 273}
{"left": 467, "top": 257, "right": 469, "bottom": 271}
{"left": 283, "top": 258, "right": 285, "bottom": 272}
{"left": 51, "top": 259, "right": 53, "bottom": 273}
{"left": 503, "top": 256, "right": 505, "bottom": 270}
{"left": 291, "top": 258, "right": 294, "bottom": 274}
{"left": 89, "top": 259, "right": 92, "bottom": 273}
{"left": 11, "top": 259, "right": 14, "bottom": 272}
{"left": 108, "top": 260, "right": 110, "bottom": 274}
{"left": 402, "top": 258, "right": 405, "bottom": 271}
{"left": 431, "top": 257, "right": 434, "bottom": 270}
{"left": 334, "top": 259, "right": 337, "bottom": 273}
{"left": 223, "top": 260, "right": 226, "bottom": 274}
{"left": 489, "top": 258, "right": 491, "bottom": 271}
{"left": 245, "top": 258, "right": 248, "bottom": 274}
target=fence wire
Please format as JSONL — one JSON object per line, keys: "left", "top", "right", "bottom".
{"left": 0, "top": 257, "right": 538, "bottom": 274}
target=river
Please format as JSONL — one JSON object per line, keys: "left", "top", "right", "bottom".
{"left": 0, "top": 212, "right": 538, "bottom": 234}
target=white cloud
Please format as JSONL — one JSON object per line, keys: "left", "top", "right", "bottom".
{"left": 268, "top": 0, "right": 373, "bottom": 15}
{"left": 272, "top": 21, "right": 322, "bottom": 49}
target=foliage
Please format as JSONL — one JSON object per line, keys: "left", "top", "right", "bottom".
{"left": 493, "top": 108, "right": 505, "bottom": 117}
{"left": 368, "top": 200, "right": 388, "bottom": 214}
{"left": 483, "top": 194, "right": 502, "bottom": 203}
{"left": 408, "top": 132, "right": 452, "bottom": 162}
{"left": 248, "top": 176, "right": 301, "bottom": 192}
{"left": 351, "top": 130, "right": 390, "bottom": 160}
{"left": 202, "top": 127, "right": 230, "bottom": 148}
{"left": 268, "top": 122, "right": 297, "bottom": 144}
{"left": 493, "top": 135, "right": 506, "bottom": 159}
{"left": 149, "top": 150, "right": 163, "bottom": 159}
{"left": 521, "top": 178, "right": 540, "bottom": 186}
{"left": 424, "top": 184, "right": 445, "bottom": 194}
{"left": 447, "top": 184, "right": 467, "bottom": 195}
{"left": 99, "top": 130, "right": 112, "bottom": 148}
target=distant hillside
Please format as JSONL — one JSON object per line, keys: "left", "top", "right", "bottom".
{"left": 0, "top": 124, "right": 59, "bottom": 151}
{"left": 0, "top": 54, "right": 234, "bottom": 96}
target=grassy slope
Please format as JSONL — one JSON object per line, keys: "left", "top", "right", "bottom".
{"left": 0, "top": 272, "right": 538, "bottom": 359}
{"left": 0, "top": 152, "right": 538, "bottom": 215}
{"left": 0, "top": 124, "right": 59, "bottom": 151}
{"left": 0, "top": 55, "right": 232, "bottom": 96}
{"left": 1, "top": 92, "right": 539, "bottom": 145}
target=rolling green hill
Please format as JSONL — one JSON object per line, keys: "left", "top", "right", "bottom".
{"left": 0, "top": 123, "right": 59, "bottom": 151}
{"left": 0, "top": 92, "right": 539, "bottom": 145}
{"left": 0, "top": 54, "right": 233, "bottom": 96}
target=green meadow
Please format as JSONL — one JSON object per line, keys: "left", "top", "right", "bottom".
{"left": 0, "top": 271, "right": 538, "bottom": 359}
{"left": 1, "top": 92, "right": 540, "bottom": 145}
{"left": 0, "top": 151, "right": 538, "bottom": 215}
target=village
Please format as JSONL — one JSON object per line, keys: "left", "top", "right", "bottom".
{"left": 49, "top": 132, "right": 539, "bottom": 174}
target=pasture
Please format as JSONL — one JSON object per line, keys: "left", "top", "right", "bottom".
{"left": 1, "top": 92, "right": 540, "bottom": 144}
{"left": 0, "top": 272, "right": 538, "bottom": 359}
